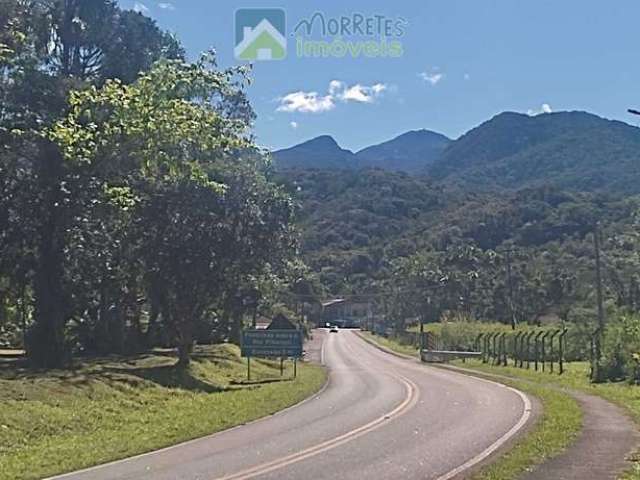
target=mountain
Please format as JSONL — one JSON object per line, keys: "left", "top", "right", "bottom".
{"left": 274, "top": 111, "right": 640, "bottom": 194}
{"left": 272, "top": 135, "right": 358, "bottom": 170}
{"left": 272, "top": 129, "right": 451, "bottom": 172}
{"left": 355, "top": 129, "right": 451, "bottom": 172}
{"left": 429, "top": 111, "right": 640, "bottom": 193}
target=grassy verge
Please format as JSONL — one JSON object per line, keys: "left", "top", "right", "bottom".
{"left": 0, "top": 344, "right": 327, "bottom": 480}
{"left": 360, "top": 332, "right": 583, "bottom": 480}
{"left": 359, "top": 331, "right": 420, "bottom": 358}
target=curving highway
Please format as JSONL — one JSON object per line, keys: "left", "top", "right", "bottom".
{"left": 51, "top": 329, "right": 532, "bottom": 480}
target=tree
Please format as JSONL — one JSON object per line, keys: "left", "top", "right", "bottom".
{"left": 0, "top": 0, "right": 185, "bottom": 366}
{"left": 51, "top": 57, "right": 295, "bottom": 366}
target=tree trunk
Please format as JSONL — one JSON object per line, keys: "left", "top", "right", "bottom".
{"left": 229, "top": 309, "right": 243, "bottom": 346}
{"left": 175, "top": 305, "right": 194, "bottom": 368}
{"left": 27, "top": 140, "right": 68, "bottom": 368}
{"left": 176, "top": 322, "right": 193, "bottom": 368}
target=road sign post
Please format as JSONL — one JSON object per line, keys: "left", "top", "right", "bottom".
{"left": 241, "top": 329, "right": 303, "bottom": 380}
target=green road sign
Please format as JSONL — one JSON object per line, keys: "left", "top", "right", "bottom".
{"left": 241, "top": 329, "right": 303, "bottom": 358}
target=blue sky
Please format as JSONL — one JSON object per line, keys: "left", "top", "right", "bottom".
{"left": 121, "top": 0, "right": 639, "bottom": 151}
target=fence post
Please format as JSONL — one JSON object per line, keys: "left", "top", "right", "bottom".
{"left": 492, "top": 332, "right": 499, "bottom": 365}
{"left": 526, "top": 331, "right": 534, "bottom": 369}
{"left": 548, "top": 329, "right": 560, "bottom": 373}
{"left": 541, "top": 331, "right": 551, "bottom": 372}
{"left": 513, "top": 331, "right": 522, "bottom": 367}
{"left": 482, "top": 334, "right": 489, "bottom": 363}
{"left": 491, "top": 332, "right": 499, "bottom": 364}
{"left": 475, "top": 333, "right": 484, "bottom": 353}
{"left": 559, "top": 328, "right": 568, "bottom": 375}
{"left": 534, "top": 331, "right": 544, "bottom": 371}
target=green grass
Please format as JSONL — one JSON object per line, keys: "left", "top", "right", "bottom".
{"left": 359, "top": 331, "right": 420, "bottom": 357}
{"left": 360, "top": 332, "right": 583, "bottom": 480}
{"left": 0, "top": 344, "right": 326, "bottom": 480}
{"left": 408, "top": 322, "right": 513, "bottom": 334}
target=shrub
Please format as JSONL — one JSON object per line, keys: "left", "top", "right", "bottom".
{"left": 600, "top": 313, "right": 640, "bottom": 383}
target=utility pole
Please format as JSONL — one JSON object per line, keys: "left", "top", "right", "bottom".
{"left": 593, "top": 223, "right": 606, "bottom": 368}
{"left": 506, "top": 250, "right": 517, "bottom": 330}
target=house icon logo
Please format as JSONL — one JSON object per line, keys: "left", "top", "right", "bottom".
{"left": 235, "top": 9, "right": 286, "bottom": 61}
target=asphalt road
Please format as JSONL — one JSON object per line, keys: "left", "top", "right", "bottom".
{"left": 51, "top": 329, "right": 531, "bottom": 480}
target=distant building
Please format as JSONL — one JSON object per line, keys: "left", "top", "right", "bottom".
{"left": 321, "top": 298, "right": 370, "bottom": 328}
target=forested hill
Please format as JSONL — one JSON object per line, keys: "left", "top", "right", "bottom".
{"left": 428, "top": 111, "right": 640, "bottom": 193}
{"left": 274, "top": 111, "right": 640, "bottom": 195}
{"left": 278, "top": 167, "right": 639, "bottom": 295}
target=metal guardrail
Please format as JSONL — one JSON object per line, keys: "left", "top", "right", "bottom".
{"left": 421, "top": 349, "right": 482, "bottom": 363}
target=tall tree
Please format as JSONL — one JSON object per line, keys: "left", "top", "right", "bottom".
{"left": 0, "top": 0, "right": 184, "bottom": 366}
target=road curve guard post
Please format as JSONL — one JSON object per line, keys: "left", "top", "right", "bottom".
{"left": 558, "top": 328, "right": 569, "bottom": 375}
{"left": 241, "top": 329, "right": 304, "bottom": 381}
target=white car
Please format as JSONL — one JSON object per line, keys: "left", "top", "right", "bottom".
{"left": 329, "top": 325, "right": 339, "bottom": 333}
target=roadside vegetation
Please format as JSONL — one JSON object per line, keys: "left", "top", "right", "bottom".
{"left": 0, "top": 345, "right": 326, "bottom": 480}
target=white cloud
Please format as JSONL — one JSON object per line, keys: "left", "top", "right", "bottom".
{"left": 277, "top": 81, "right": 388, "bottom": 113}
{"left": 277, "top": 91, "right": 335, "bottom": 113}
{"left": 338, "top": 83, "right": 387, "bottom": 103}
{"left": 527, "top": 103, "right": 553, "bottom": 115}
{"left": 133, "top": 2, "right": 149, "bottom": 13}
{"left": 328, "top": 80, "right": 344, "bottom": 95}
{"left": 158, "top": 2, "right": 175, "bottom": 10}
{"left": 371, "top": 83, "right": 387, "bottom": 95}
{"left": 419, "top": 71, "right": 444, "bottom": 85}
{"left": 290, "top": 121, "right": 298, "bottom": 129}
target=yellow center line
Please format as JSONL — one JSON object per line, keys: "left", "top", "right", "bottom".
{"left": 213, "top": 373, "right": 419, "bottom": 480}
